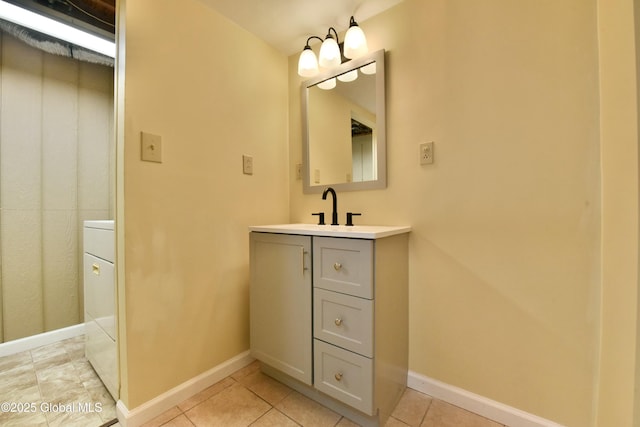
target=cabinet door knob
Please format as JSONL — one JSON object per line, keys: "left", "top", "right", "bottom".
{"left": 334, "top": 372, "right": 343, "bottom": 381}
{"left": 92, "top": 264, "right": 100, "bottom": 275}
{"left": 334, "top": 318, "right": 343, "bottom": 326}
{"left": 333, "top": 262, "right": 342, "bottom": 271}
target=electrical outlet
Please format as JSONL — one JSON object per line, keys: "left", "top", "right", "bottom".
{"left": 243, "top": 155, "right": 253, "bottom": 175}
{"left": 420, "top": 142, "right": 434, "bottom": 165}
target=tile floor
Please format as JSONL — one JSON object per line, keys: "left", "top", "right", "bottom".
{"left": 0, "top": 335, "right": 116, "bottom": 426}
{"left": 0, "top": 339, "right": 508, "bottom": 427}
{"left": 131, "top": 361, "right": 508, "bottom": 427}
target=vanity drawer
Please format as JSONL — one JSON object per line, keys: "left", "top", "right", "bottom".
{"left": 314, "top": 288, "right": 373, "bottom": 357}
{"left": 313, "top": 237, "right": 373, "bottom": 299}
{"left": 314, "top": 339, "right": 373, "bottom": 415}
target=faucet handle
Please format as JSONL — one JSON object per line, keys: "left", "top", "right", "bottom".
{"left": 345, "top": 212, "right": 361, "bottom": 227}
{"left": 312, "top": 212, "right": 325, "bottom": 225}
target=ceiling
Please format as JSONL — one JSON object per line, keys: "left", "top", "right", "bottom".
{"left": 196, "top": 0, "right": 404, "bottom": 55}
{"left": 5, "top": 0, "right": 115, "bottom": 37}
{"left": 5, "top": 0, "right": 403, "bottom": 56}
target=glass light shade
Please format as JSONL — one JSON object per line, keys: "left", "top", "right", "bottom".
{"left": 317, "top": 78, "right": 336, "bottom": 90}
{"left": 319, "top": 37, "right": 341, "bottom": 68}
{"left": 298, "top": 48, "right": 319, "bottom": 77}
{"left": 360, "top": 62, "right": 377, "bottom": 75}
{"left": 344, "top": 25, "right": 368, "bottom": 59}
{"left": 337, "top": 69, "right": 358, "bottom": 82}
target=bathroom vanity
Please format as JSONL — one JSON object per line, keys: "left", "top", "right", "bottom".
{"left": 83, "top": 220, "right": 118, "bottom": 399}
{"left": 249, "top": 224, "right": 410, "bottom": 427}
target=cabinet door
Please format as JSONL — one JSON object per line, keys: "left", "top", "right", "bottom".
{"left": 250, "top": 232, "right": 312, "bottom": 385}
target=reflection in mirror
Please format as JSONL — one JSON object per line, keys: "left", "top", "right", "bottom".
{"left": 302, "top": 49, "right": 385, "bottom": 193}
{"left": 351, "top": 118, "right": 375, "bottom": 182}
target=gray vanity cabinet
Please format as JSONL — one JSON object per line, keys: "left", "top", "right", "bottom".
{"left": 249, "top": 232, "right": 312, "bottom": 385}
{"left": 249, "top": 228, "right": 409, "bottom": 427}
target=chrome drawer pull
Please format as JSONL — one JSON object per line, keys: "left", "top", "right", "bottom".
{"left": 333, "top": 262, "right": 342, "bottom": 271}
{"left": 335, "top": 372, "right": 343, "bottom": 381}
{"left": 92, "top": 264, "right": 100, "bottom": 275}
{"left": 334, "top": 318, "right": 343, "bottom": 326}
{"left": 301, "top": 249, "right": 309, "bottom": 274}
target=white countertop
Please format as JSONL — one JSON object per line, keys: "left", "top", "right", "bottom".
{"left": 249, "top": 223, "right": 411, "bottom": 239}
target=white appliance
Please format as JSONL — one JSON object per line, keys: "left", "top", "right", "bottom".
{"left": 83, "top": 220, "right": 118, "bottom": 399}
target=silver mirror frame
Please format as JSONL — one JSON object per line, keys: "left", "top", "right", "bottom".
{"left": 301, "top": 49, "right": 386, "bottom": 194}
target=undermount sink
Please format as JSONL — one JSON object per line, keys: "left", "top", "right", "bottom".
{"left": 248, "top": 223, "right": 411, "bottom": 239}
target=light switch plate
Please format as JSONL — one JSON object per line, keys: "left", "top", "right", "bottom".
{"left": 141, "top": 132, "right": 162, "bottom": 163}
{"left": 243, "top": 155, "right": 253, "bottom": 175}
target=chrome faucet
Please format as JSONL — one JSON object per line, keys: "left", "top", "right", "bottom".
{"left": 322, "top": 187, "right": 339, "bottom": 225}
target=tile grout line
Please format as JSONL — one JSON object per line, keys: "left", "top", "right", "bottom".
{"left": 418, "top": 397, "right": 433, "bottom": 426}
{"left": 29, "top": 345, "right": 49, "bottom": 426}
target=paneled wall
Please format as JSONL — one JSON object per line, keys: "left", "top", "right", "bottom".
{"left": 0, "top": 33, "right": 114, "bottom": 343}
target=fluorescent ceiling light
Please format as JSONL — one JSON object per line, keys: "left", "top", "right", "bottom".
{"left": 0, "top": 0, "right": 115, "bottom": 58}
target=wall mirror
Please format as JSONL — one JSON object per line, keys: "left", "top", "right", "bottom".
{"left": 302, "top": 49, "right": 386, "bottom": 193}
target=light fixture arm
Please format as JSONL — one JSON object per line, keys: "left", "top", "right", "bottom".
{"left": 325, "top": 27, "right": 339, "bottom": 44}
{"left": 304, "top": 35, "right": 324, "bottom": 49}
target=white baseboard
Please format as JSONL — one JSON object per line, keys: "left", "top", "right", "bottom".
{"left": 0, "top": 323, "right": 85, "bottom": 357}
{"left": 116, "top": 351, "right": 254, "bottom": 427}
{"left": 114, "top": 356, "right": 565, "bottom": 427}
{"left": 407, "top": 371, "right": 565, "bottom": 427}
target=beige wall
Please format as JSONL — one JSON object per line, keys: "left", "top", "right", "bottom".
{"left": 117, "top": 0, "right": 289, "bottom": 408}
{"left": 116, "top": 0, "right": 640, "bottom": 424}
{"left": 0, "top": 33, "right": 113, "bottom": 342}
{"left": 596, "top": 0, "right": 639, "bottom": 424}
{"left": 290, "top": 1, "right": 601, "bottom": 425}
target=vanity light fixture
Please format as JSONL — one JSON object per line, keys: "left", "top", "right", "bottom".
{"left": 297, "top": 15, "right": 369, "bottom": 80}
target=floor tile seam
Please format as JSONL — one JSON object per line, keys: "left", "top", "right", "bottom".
{"left": 31, "top": 356, "right": 47, "bottom": 416}
{"left": 175, "top": 411, "right": 197, "bottom": 427}
{"left": 148, "top": 407, "right": 186, "bottom": 427}
{"left": 180, "top": 395, "right": 272, "bottom": 427}
{"left": 332, "top": 416, "right": 348, "bottom": 427}
{"left": 179, "top": 376, "right": 240, "bottom": 413}
{"left": 387, "top": 415, "right": 410, "bottom": 426}
{"left": 27, "top": 348, "right": 36, "bottom": 364}
{"left": 62, "top": 340, "right": 77, "bottom": 361}
{"left": 278, "top": 407, "right": 303, "bottom": 427}
{"left": 256, "top": 406, "right": 302, "bottom": 427}
{"left": 417, "top": 397, "right": 433, "bottom": 426}
{"left": 242, "top": 385, "right": 274, "bottom": 424}
{"left": 239, "top": 380, "right": 282, "bottom": 412}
